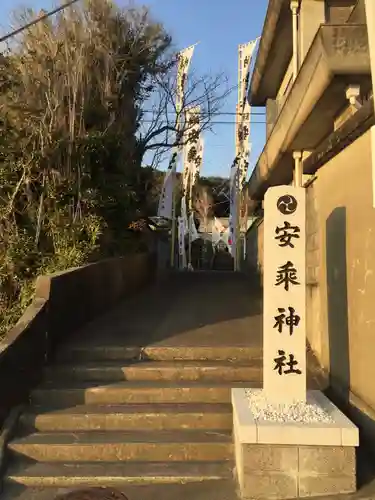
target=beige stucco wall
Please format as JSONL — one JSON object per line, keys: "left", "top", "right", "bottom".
{"left": 299, "top": 0, "right": 326, "bottom": 64}
{"left": 309, "top": 129, "right": 375, "bottom": 412}
{"left": 306, "top": 184, "right": 322, "bottom": 364}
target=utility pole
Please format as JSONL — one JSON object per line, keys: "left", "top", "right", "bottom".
{"left": 0, "top": 0, "right": 80, "bottom": 44}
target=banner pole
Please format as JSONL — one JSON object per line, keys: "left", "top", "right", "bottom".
{"left": 235, "top": 178, "right": 241, "bottom": 271}
{"left": 170, "top": 172, "right": 177, "bottom": 268}
{"left": 233, "top": 39, "right": 258, "bottom": 270}
{"left": 234, "top": 43, "right": 243, "bottom": 272}
{"left": 188, "top": 180, "right": 193, "bottom": 267}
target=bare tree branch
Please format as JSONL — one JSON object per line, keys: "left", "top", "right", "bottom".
{"left": 193, "top": 184, "right": 214, "bottom": 229}
{"left": 137, "top": 66, "right": 234, "bottom": 167}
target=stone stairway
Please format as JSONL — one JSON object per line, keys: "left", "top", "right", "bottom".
{"left": 3, "top": 342, "right": 262, "bottom": 499}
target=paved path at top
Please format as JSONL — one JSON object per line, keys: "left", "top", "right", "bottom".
{"left": 69, "top": 271, "right": 263, "bottom": 350}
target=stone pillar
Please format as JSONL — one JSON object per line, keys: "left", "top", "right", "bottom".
{"left": 232, "top": 181, "right": 359, "bottom": 499}
{"left": 346, "top": 85, "right": 361, "bottom": 108}
{"left": 290, "top": 0, "right": 299, "bottom": 81}
{"left": 263, "top": 186, "right": 306, "bottom": 404}
{"left": 293, "top": 151, "right": 303, "bottom": 187}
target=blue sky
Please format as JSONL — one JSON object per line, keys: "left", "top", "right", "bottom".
{"left": 0, "top": 0, "right": 268, "bottom": 178}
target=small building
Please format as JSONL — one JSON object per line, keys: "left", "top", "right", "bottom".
{"left": 246, "top": 0, "right": 375, "bottom": 447}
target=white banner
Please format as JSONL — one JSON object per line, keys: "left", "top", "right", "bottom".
{"left": 182, "top": 106, "right": 201, "bottom": 196}
{"left": 229, "top": 159, "right": 240, "bottom": 255}
{"left": 211, "top": 220, "right": 221, "bottom": 248}
{"left": 181, "top": 195, "right": 188, "bottom": 232}
{"left": 213, "top": 219, "right": 229, "bottom": 250}
{"left": 176, "top": 44, "right": 196, "bottom": 114}
{"left": 230, "top": 38, "right": 258, "bottom": 259}
{"left": 239, "top": 144, "right": 251, "bottom": 187}
{"left": 189, "top": 213, "right": 199, "bottom": 242}
{"left": 157, "top": 150, "right": 178, "bottom": 218}
{"left": 236, "top": 39, "right": 258, "bottom": 184}
{"left": 158, "top": 44, "right": 196, "bottom": 219}
{"left": 192, "top": 137, "right": 204, "bottom": 188}
{"left": 239, "top": 40, "right": 258, "bottom": 111}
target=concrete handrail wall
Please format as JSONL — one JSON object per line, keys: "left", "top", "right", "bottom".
{"left": 0, "top": 252, "right": 155, "bottom": 425}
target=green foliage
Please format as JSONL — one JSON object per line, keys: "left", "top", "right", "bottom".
{"left": 0, "top": 0, "right": 172, "bottom": 336}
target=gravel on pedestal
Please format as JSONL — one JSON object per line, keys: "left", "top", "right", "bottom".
{"left": 245, "top": 389, "right": 334, "bottom": 424}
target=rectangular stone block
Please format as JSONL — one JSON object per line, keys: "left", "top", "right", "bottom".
{"left": 298, "top": 474, "right": 356, "bottom": 497}
{"left": 232, "top": 390, "right": 359, "bottom": 499}
{"left": 263, "top": 185, "right": 307, "bottom": 404}
{"left": 298, "top": 446, "right": 355, "bottom": 476}
{"left": 242, "top": 471, "right": 298, "bottom": 500}
{"left": 257, "top": 420, "right": 342, "bottom": 446}
{"left": 243, "top": 444, "right": 298, "bottom": 472}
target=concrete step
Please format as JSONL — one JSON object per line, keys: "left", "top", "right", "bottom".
{"left": 56, "top": 345, "right": 261, "bottom": 363}
{"left": 20, "top": 403, "right": 233, "bottom": 432}
{"left": 1, "top": 480, "right": 239, "bottom": 500}
{"left": 44, "top": 360, "right": 261, "bottom": 383}
{"left": 8, "top": 430, "right": 232, "bottom": 462}
{"left": 30, "top": 381, "right": 258, "bottom": 407}
{"left": 6, "top": 461, "right": 233, "bottom": 488}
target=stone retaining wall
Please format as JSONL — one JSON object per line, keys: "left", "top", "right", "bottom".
{"left": 0, "top": 252, "right": 155, "bottom": 426}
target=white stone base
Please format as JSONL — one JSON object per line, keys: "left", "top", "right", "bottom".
{"left": 232, "top": 388, "right": 359, "bottom": 446}
{"left": 232, "top": 389, "right": 359, "bottom": 499}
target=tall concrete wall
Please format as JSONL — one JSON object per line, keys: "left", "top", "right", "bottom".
{"left": 306, "top": 184, "right": 322, "bottom": 365}
{"left": 0, "top": 252, "right": 155, "bottom": 426}
{"left": 309, "top": 130, "right": 375, "bottom": 409}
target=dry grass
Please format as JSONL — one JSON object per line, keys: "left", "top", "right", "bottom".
{"left": 0, "top": 0, "right": 171, "bottom": 336}
{"left": 0, "top": 0, "right": 230, "bottom": 336}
